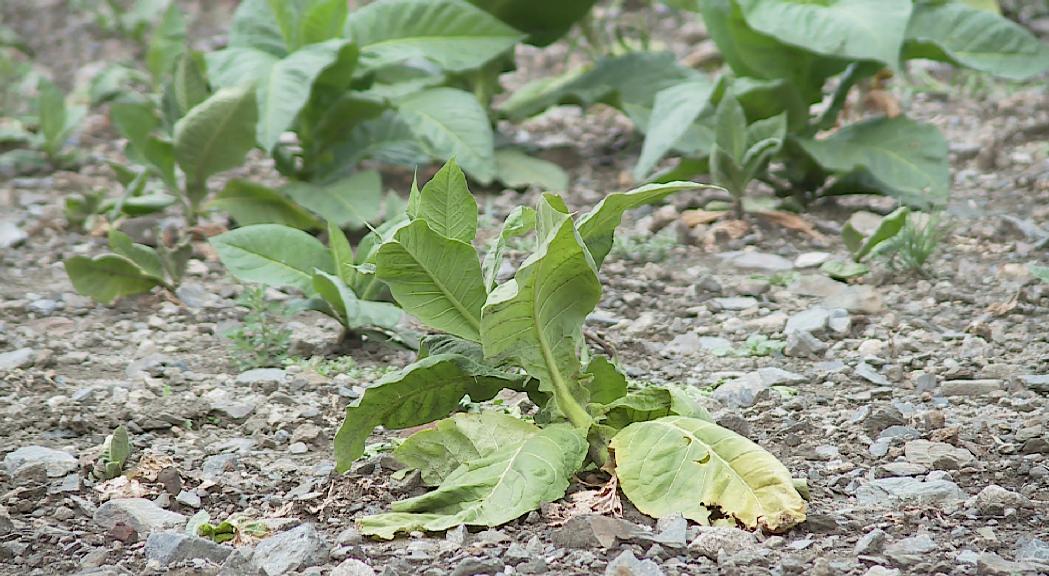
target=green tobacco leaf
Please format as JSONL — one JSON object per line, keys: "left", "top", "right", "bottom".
{"left": 37, "top": 77, "right": 69, "bottom": 156}
{"left": 710, "top": 144, "right": 745, "bottom": 196}
{"left": 495, "top": 148, "right": 569, "bottom": 191}
{"left": 735, "top": 0, "right": 911, "bottom": 68}
{"left": 481, "top": 205, "right": 537, "bottom": 291}
{"left": 584, "top": 355, "right": 627, "bottom": 405}
{"left": 500, "top": 51, "right": 697, "bottom": 121}
{"left": 209, "top": 180, "right": 320, "bottom": 228}
{"left": 598, "top": 387, "right": 673, "bottom": 430}
{"left": 853, "top": 206, "right": 909, "bottom": 261}
{"left": 466, "top": 0, "right": 594, "bottom": 46}
{"left": 481, "top": 199, "right": 599, "bottom": 428}
{"left": 256, "top": 39, "right": 352, "bottom": 150}
{"left": 666, "top": 385, "right": 713, "bottom": 422}
{"left": 327, "top": 221, "right": 355, "bottom": 285}
{"left": 313, "top": 271, "right": 402, "bottom": 330}
{"left": 105, "top": 425, "right": 131, "bottom": 470}
{"left": 64, "top": 254, "right": 161, "bottom": 304}
{"left": 283, "top": 171, "right": 383, "bottom": 230}
{"left": 358, "top": 424, "right": 586, "bottom": 538}
{"left": 715, "top": 92, "right": 747, "bottom": 162}
{"left": 304, "top": 93, "right": 385, "bottom": 159}
{"left": 145, "top": 2, "right": 186, "bottom": 81}
{"left": 820, "top": 259, "right": 869, "bottom": 280}
{"left": 173, "top": 86, "right": 258, "bottom": 188}
{"left": 611, "top": 416, "right": 807, "bottom": 533}
{"left": 108, "top": 229, "right": 165, "bottom": 282}
{"left": 227, "top": 0, "right": 288, "bottom": 56}
{"left": 904, "top": 1, "right": 1049, "bottom": 81}
{"left": 577, "top": 181, "right": 707, "bottom": 267}
{"left": 418, "top": 334, "right": 486, "bottom": 362}
{"left": 408, "top": 159, "right": 478, "bottom": 243}
{"left": 210, "top": 224, "right": 332, "bottom": 292}
{"left": 394, "top": 412, "right": 540, "bottom": 485}
{"left": 961, "top": 0, "right": 999, "bottom": 12}
{"left": 396, "top": 88, "right": 497, "bottom": 184}
{"left": 634, "top": 79, "right": 716, "bottom": 180}
{"left": 301, "top": 0, "right": 349, "bottom": 45}
{"left": 796, "top": 116, "right": 949, "bottom": 209}
{"left": 205, "top": 47, "right": 280, "bottom": 89}
{"left": 696, "top": 0, "right": 846, "bottom": 103}
{"left": 841, "top": 222, "right": 864, "bottom": 256}
{"left": 344, "top": 0, "right": 524, "bottom": 72}
{"left": 333, "top": 354, "right": 528, "bottom": 470}
{"left": 375, "top": 219, "right": 487, "bottom": 341}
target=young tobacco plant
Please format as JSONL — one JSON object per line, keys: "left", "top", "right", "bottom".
{"left": 209, "top": 215, "right": 405, "bottom": 337}
{"left": 332, "top": 160, "right": 807, "bottom": 538}
{"left": 708, "top": 91, "right": 785, "bottom": 216}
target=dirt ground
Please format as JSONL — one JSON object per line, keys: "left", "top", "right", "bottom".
{"left": 1, "top": 2, "right": 1048, "bottom": 576}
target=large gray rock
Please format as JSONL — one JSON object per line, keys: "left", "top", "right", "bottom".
{"left": 688, "top": 526, "right": 757, "bottom": 560}
{"left": 251, "top": 523, "right": 329, "bottom": 576}
{"left": 972, "top": 484, "right": 1027, "bottom": 516}
{"left": 0, "top": 220, "right": 27, "bottom": 249}
{"left": 855, "top": 477, "right": 967, "bottom": 508}
{"left": 144, "top": 531, "right": 232, "bottom": 565}
{"left": 4, "top": 446, "right": 77, "bottom": 477}
{"left": 1018, "top": 374, "right": 1049, "bottom": 394}
{"left": 93, "top": 499, "right": 187, "bottom": 534}
{"left": 332, "top": 559, "right": 376, "bottom": 576}
{"left": 823, "top": 285, "right": 883, "bottom": 314}
{"left": 712, "top": 368, "right": 805, "bottom": 408}
{"left": 884, "top": 534, "right": 937, "bottom": 566}
{"left": 719, "top": 251, "right": 793, "bottom": 271}
{"left": 235, "top": 368, "right": 287, "bottom": 387}
{"left": 0, "top": 348, "right": 34, "bottom": 371}
{"left": 904, "top": 440, "right": 974, "bottom": 470}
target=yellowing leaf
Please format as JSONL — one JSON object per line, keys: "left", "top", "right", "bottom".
{"left": 611, "top": 416, "right": 806, "bottom": 533}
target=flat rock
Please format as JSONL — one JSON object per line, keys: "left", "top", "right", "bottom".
{"left": 719, "top": 251, "right": 793, "bottom": 271}
{"left": 977, "top": 552, "right": 1040, "bottom": 575}
{"left": 1016, "top": 538, "right": 1049, "bottom": 564}
{"left": 0, "top": 348, "right": 34, "bottom": 371}
{"left": 884, "top": 533, "right": 937, "bottom": 566}
{"left": 251, "top": 523, "right": 329, "bottom": 576}
{"left": 604, "top": 550, "right": 664, "bottom": 576}
{"left": 823, "top": 285, "right": 883, "bottom": 314}
{"left": 711, "top": 297, "right": 758, "bottom": 311}
{"left": 204, "top": 389, "right": 257, "bottom": 420}
{"left": 1018, "top": 374, "right": 1049, "bottom": 394}
{"left": 972, "top": 484, "right": 1027, "bottom": 516}
{"left": 332, "top": 559, "right": 376, "bottom": 576}
{"left": 688, "top": 526, "right": 757, "bottom": 560}
{"left": 4, "top": 446, "right": 77, "bottom": 477}
{"left": 794, "top": 252, "right": 831, "bottom": 268}
{"left": 855, "top": 477, "right": 967, "bottom": 508}
{"left": 145, "top": 531, "right": 232, "bottom": 565}
{"left": 235, "top": 368, "right": 287, "bottom": 387}
{"left": 0, "top": 220, "right": 27, "bottom": 248}
{"left": 94, "top": 499, "right": 187, "bottom": 534}
{"left": 941, "top": 379, "right": 1002, "bottom": 396}
{"left": 784, "top": 331, "right": 828, "bottom": 358}
{"left": 876, "top": 462, "right": 928, "bottom": 477}
{"left": 552, "top": 515, "right": 663, "bottom": 549}
{"left": 904, "top": 440, "right": 974, "bottom": 469}
{"left": 785, "top": 307, "right": 831, "bottom": 336}
{"left": 855, "top": 362, "right": 890, "bottom": 386}
{"left": 791, "top": 275, "right": 846, "bottom": 298}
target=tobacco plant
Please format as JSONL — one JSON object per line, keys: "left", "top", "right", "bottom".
{"left": 332, "top": 161, "right": 807, "bottom": 538}
{"left": 505, "top": 0, "right": 1049, "bottom": 209}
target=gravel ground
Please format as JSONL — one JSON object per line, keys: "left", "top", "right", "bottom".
{"left": 1, "top": 2, "right": 1049, "bottom": 576}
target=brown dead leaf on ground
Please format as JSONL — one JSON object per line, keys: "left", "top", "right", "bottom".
{"left": 702, "top": 219, "right": 749, "bottom": 251}
{"left": 756, "top": 210, "right": 827, "bottom": 241}
{"left": 545, "top": 474, "right": 622, "bottom": 526}
{"left": 95, "top": 476, "right": 150, "bottom": 501}
{"left": 127, "top": 453, "right": 177, "bottom": 482}
{"left": 681, "top": 209, "right": 725, "bottom": 227}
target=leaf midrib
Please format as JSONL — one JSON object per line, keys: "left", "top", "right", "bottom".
{"left": 397, "top": 240, "right": 481, "bottom": 334}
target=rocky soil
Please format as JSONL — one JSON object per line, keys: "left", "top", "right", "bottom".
{"left": 2, "top": 2, "right": 1049, "bottom": 576}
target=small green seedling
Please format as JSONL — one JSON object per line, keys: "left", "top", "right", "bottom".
{"left": 225, "top": 286, "right": 293, "bottom": 370}
{"left": 822, "top": 207, "right": 909, "bottom": 280}
{"left": 878, "top": 212, "right": 947, "bottom": 274}
{"left": 64, "top": 229, "right": 190, "bottom": 305}
{"left": 709, "top": 92, "right": 785, "bottom": 217}
{"left": 98, "top": 425, "right": 131, "bottom": 480}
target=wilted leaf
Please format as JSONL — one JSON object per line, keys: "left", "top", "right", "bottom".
{"left": 611, "top": 416, "right": 806, "bottom": 532}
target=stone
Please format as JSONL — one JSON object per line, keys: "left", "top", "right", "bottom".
{"left": 1016, "top": 538, "right": 1049, "bottom": 564}
{"left": 205, "top": 389, "right": 257, "bottom": 420}
{"left": 688, "top": 527, "right": 756, "bottom": 560}
{"left": 552, "top": 515, "right": 660, "bottom": 549}
{"left": 855, "top": 477, "right": 967, "bottom": 508}
{"left": 785, "top": 307, "right": 831, "bottom": 336}
{"left": 977, "top": 552, "right": 1039, "bottom": 575}
{"left": 791, "top": 274, "right": 846, "bottom": 298}
{"left": 4, "top": 445, "right": 77, "bottom": 477}
{"left": 794, "top": 252, "right": 831, "bottom": 268}
{"left": 0, "top": 220, "right": 27, "bottom": 248}
{"left": 711, "top": 368, "right": 803, "bottom": 408}
{"left": 450, "top": 558, "right": 504, "bottom": 576}
{"left": 604, "top": 550, "right": 664, "bottom": 576}
{"left": 720, "top": 251, "right": 793, "bottom": 271}
{"left": 823, "top": 285, "right": 883, "bottom": 314}
{"left": 862, "top": 405, "right": 906, "bottom": 435}
{"left": 884, "top": 534, "right": 937, "bottom": 566}
{"left": 855, "top": 362, "right": 890, "bottom": 386}
{"left": 93, "top": 499, "right": 187, "bottom": 534}
{"left": 175, "top": 490, "right": 202, "bottom": 509}
{"left": 941, "top": 379, "right": 1002, "bottom": 396}
{"left": 144, "top": 531, "right": 232, "bottom": 565}
{"left": 236, "top": 368, "right": 287, "bottom": 387}
{"left": 784, "top": 331, "right": 828, "bottom": 358}
{"left": 973, "top": 485, "right": 1026, "bottom": 516}
{"left": 0, "top": 348, "right": 34, "bottom": 371}
{"left": 654, "top": 514, "right": 688, "bottom": 548}
{"left": 864, "top": 567, "right": 900, "bottom": 576}
{"left": 876, "top": 462, "right": 928, "bottom": 477}
{"left": 711, "top": 297, "right": 758, "bottom": 311}
{"left": 332, "top": 559, "right": 376, "bottom": 576}
{"left": 855, "top": 529, "right": 887, "bottom": 555}
{"left": 1018, "top": 374, "right": 1049, "bottom": 394}
{"left": 904, "top": 440, "right": 974, "bottom": 469}
{"left": 218, "top": 549, "right": 259, "bottom": 576}
{"left": 251, "top": 524, "right": 329, "bottom": 576}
